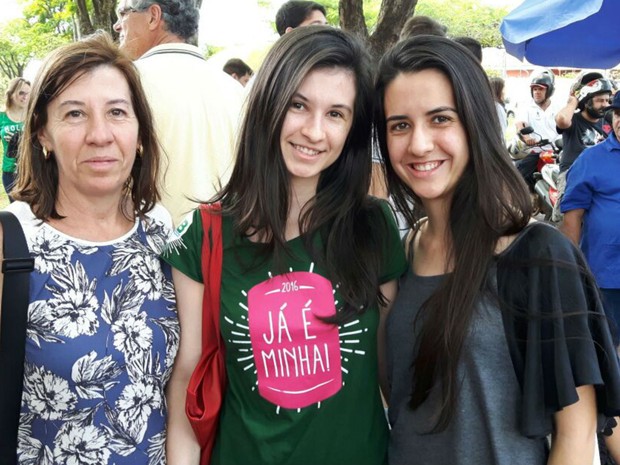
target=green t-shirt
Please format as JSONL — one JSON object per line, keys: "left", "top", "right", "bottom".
{"left": 0, "top": 111, "right": 23, "bottom": 173}
{"left": 164, "top": 200, "right": 407, "bottom": 465}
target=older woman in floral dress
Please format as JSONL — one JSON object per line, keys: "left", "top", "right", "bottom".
{"left": 0, "top": 32, "right": 178, "bottom": 464}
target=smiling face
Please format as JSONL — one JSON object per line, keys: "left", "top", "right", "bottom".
{"left": 384, "top": 69, "right": 469, "bottom": 210}
{"left": 279, "top": 67, "right": 356, "bottom": 193}
{"left": 38, "top": 65, "right": 140, "bottom": 203}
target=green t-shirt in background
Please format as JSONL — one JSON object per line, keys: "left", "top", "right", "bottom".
{"left": 0, "top": 111, "right": 23, "bottom": 173}
{"left": 164, "top": 200, "right": 407, "bottom": 465}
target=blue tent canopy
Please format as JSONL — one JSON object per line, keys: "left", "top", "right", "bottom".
{"left": 500, "top": 0, "right": 620, "bottom": 69}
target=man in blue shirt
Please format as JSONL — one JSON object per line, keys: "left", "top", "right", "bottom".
{"left": 561, "top": 91, "right": 620, "bottom": 340}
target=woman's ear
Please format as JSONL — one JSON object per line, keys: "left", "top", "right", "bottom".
{"left": 37, "top": 129, "right": 50, "bottom": 152}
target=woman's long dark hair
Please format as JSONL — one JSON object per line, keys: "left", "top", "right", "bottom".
{"left": 374, "top": 36, "right": 532, "bottom": 431}
{"left": 213, "top": 26, "right": 386, "bottom": 322}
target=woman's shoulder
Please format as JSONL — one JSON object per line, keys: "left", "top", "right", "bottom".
{"left": 142, "top": 203, "right": 177, "bottom": 253}
{"left": 497, "top": 220, "right": 578, "bottom": 263}
{"left": 144, "top": 203, "right": 174, "bottom": 231}
{"left": 4, "top": 201, "right": 38, "bottom": 229}
{"left": 3, "top": 202, "right": 43, "bottom": 248}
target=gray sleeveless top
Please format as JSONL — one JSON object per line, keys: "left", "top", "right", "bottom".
{"left": 386, "top": 270, "right": 548, "bottom": 464}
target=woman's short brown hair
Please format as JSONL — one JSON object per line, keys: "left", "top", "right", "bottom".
{"left": 13, "top": 31, "right": 161, "bottom": 221}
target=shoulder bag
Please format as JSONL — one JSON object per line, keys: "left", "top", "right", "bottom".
{"left": 185, "top": 203, "right": 226, "bottom": 465}
{"left": 0, "top": 211, "right": 35, "bottom": 465}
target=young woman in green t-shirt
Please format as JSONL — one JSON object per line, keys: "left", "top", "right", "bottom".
{"left": 165, "top": 26, "right": 407, "bottom": 465}
{"left": 1, "top": 76, "right": 30, "bottom": 200}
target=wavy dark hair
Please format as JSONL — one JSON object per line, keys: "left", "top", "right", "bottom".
{"left": 213, "top": 25, "right": 386, "bottom": 323}
{"left": 374, "top": 35, "right": 532, "bottom": 431}
{"left": 13, "top": 31, "right": 161, "bottom": 221}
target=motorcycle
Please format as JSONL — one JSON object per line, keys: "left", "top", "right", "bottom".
{"left": 509, "top": 126, "right": 557, "bottom": 162}
{"left": 511, "top": 127, "right": 561, "bottom": 217}
{"left": 533, "top": 162, "right": 560, "bottom": 221}
{"left": 531, "top": 135, "right": 563, "bottom": 222}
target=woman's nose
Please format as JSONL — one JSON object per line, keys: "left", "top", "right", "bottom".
{"left": 407, "top": 125, "right": 433, "bottom": 157}
{"left": 300, "top": 115, "right": 325, "bottom": 142}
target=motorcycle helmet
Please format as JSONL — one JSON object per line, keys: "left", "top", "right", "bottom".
{"left": 574, "top": 71, "right": 614, "bottom": 108}
{"left": 530, "top": 70, "right": 555, "bottom": 99}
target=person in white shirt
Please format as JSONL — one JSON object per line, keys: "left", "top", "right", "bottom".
{"left": 514, "top": 70, "right": 560, "bottom": 190}
{"left": 114, "top": 0, "right": 244, "bottom": 225}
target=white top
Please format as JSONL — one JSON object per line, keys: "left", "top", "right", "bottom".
{"left": 6, "top": 201, "right": 175, "bottom": 248}
{"left": 136, "top": 43, "right": 244, "bottom": 225}
{"left": 516, "top": 98, "right": 560, "bottom": 142}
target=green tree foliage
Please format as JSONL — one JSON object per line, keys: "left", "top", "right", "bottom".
{"left": 23, "top": 0, "right": 74, "bottom": 38}
{"left": 415, "top": 0, "right": 508, "bottom": 47}
{"left": 0, "top": 18, "right": 68, "bottom": 79}
{"left": 0, "top": 0, "right": 74, "bottom": 80}
{"left": 315, "top": 0, "right": 507, "bottom": 56}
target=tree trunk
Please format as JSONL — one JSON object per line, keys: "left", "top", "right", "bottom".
{"left": 339, "top": 0, "right": 418, "bottom": 60}
{"left": 72, "top": 0, "right": 116, "bottom": 37}
{"left": 90, "top": 0, "right": 116, "bottom": 34}
{"left": 339, "top": 0, "right": 368, "bottom": 41}
{"left": 74, "top": 0, "right": 94, "bottom": 38}
{"left": 370, "top": 0, "right": 418, "bottom": 58}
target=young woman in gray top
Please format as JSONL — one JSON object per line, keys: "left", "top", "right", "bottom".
{"left": 374, "top": 35, "right": 620, "bottom": 465}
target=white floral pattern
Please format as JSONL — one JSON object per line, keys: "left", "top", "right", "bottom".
{"left": 53, "top": 423, "right": 111, "bottom": 465}
{"left": 14, "top": 205, "right": 179, "bottom": 465}
{"left": 23, "top": 365, "right": 78, "bottom": 420}
{"left": 112, "top": 311, "right": 153, "bottom": 355}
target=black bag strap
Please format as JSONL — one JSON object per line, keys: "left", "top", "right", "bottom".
{"left": 0, "top": 211, "right": 34, "bottom": 465}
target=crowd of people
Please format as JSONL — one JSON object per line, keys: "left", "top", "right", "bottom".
{"left": 1, "top": 1, "right": 620, "bottom": 464}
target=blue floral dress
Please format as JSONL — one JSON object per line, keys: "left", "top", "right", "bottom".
{"left": 7, "top": 202, "right": 179, "bottom": 465}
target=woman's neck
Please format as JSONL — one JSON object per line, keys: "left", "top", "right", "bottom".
{"left": 6, "top": 107, "right": 24, "bottom": 123}
{"left": 285, "top": 179, "right": 317, "bottom": 241}
{"left": 413, "top": 203, "right": 452, "bottom": 276}
{"left": 48, "top": 190, "right": 135, "bottom": 242}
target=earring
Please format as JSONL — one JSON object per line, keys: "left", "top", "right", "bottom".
{"left": 42, "top": 147, "right": 50, "bottom": 160}
{"left": 136, "top": 144, "right": 143, "bottom": 158}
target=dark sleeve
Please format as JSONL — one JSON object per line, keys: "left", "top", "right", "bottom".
{"left": 376, "top": 199, "right": 408, "bottom": 283}
{"left": 497, "top": 223, "right": 620, "bottom": 439}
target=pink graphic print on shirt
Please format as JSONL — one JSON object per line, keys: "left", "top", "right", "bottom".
{"left": 248, "top": 271, "right": 342, "bottom": 409}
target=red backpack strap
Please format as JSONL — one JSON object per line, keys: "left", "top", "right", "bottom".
{"left": 199, "top": 203, "right": 223, "bottom": 349}
{"left": 187, "top": 202, "right": 225, "bottom": 465}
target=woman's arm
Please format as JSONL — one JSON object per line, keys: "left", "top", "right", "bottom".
{"left": 547, "top": 384, "right": 597, "bottom": 465}
{"left": 166, "top": 268, "right": 204, "bottom": 465}
{"left": 378, "top": 279, "right": 398, "bottom": 402}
